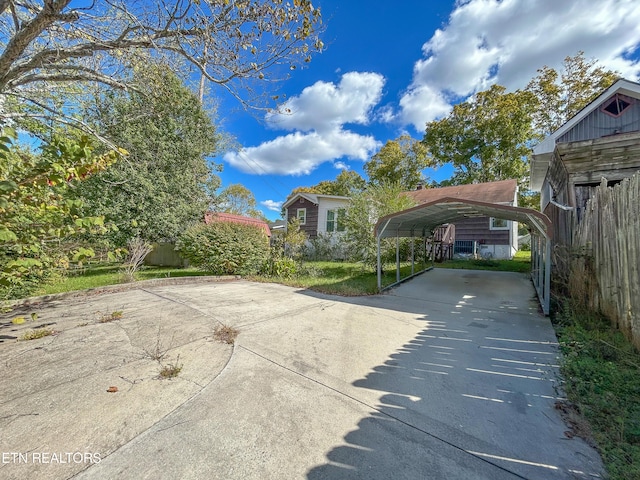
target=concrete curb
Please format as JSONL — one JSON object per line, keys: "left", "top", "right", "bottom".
{"left": 3, "top": 275, "right": 241, "bottom": 310}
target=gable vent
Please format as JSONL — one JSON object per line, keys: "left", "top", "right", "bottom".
{"left": 601, "top": 93, "right": 633, "bottom": 117}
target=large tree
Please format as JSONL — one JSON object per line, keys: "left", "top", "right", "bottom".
{"left": 217, "top": 183, "right": 264, "bottom": 220}
{"left": 294, "top": 170, "right": 367, "bottom": 197}
{"left": 423, "top": 52, "right": 619, "bottom": 196}
{"left": 0, "top": 0, "right": 323, "bottom": 132}
{"left": 76, "top": 65, "right": 223, "bottom": 245}
{"left": 364, "top": 135, "right": 430, "bottom": 189}
{"left": 526, "top": 51, "right": 619, "bottom": 136}
{"left": 423, "top": 85, "right": 535, "bottom": 188}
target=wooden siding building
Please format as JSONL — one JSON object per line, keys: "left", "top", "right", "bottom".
{"left": 404, "top": 179, "right": 519, "bottom": 259}
{"left": 282, "top": 193, "right": 350, "bottom": 239}
{"left": 531, "top": 78, "right": 640, "bottom": 246}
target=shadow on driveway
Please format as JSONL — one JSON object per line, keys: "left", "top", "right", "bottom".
{"left": 304, "top": 269, "right": 604, "bottom": 480}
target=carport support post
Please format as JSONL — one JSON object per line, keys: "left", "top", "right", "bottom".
{"left": 396, "top": 234, "right": 400, "bottom": 283}
{"left": 411, "top": 232, "right": 415, "bottom": 275}
{"left": 423, "top": 234, "right": 427, "bottom": 270}
{"left": 544, "top": 237, "right": 551, "bottom": 315}
{"left": 377, "top": 234, "right": 382, "bottom": 290}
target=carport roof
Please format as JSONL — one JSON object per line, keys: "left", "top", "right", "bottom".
{"left": 374, "top": 197, "right": 552, "bottom": 239}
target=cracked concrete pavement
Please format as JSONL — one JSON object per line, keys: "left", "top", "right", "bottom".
{"left": 0, "top": 271, "right": 605, "bottom": 479}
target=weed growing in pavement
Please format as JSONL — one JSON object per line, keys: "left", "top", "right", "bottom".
{"left": 213, "top": 324, "right": 239, "bottom": 345}
{"left": 19, "top": 328, "right": 55, "bottom": 341}
{"left": 141, "top": 326, "right": 174, "bottom": 362}
{"left": 98, "top": 310, "right": 123, "bottom": 323}
{"left": 158, "top": 355, "right": 183, "bottom": 379}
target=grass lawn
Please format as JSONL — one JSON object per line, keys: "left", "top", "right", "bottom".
{"left": 33, "top": 252, "right": 532, "bottom": 298}
{"left": 35, "top": 264, "right": 211, "bottom": 296}
{"left": 435, "top": 249, "right": 531, "bottom": 273}
{"left": 250, "top": 261, "right": 424, "bottom": 296}
{"left": 553, "top": 301, "right": 640, "bottom": 480}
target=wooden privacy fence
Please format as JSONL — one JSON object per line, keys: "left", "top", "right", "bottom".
{"left": 144, "top": 242, "right": 189, "bottom": 268}
{"left": 570, "top": 174, "right": 640, "bottom": 348}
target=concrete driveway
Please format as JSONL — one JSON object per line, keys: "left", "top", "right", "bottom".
{"left": 0, "top": 270, "right": 604, "bottom": 479}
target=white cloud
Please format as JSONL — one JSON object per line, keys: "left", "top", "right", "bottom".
{"left": 260, "top": 200, "right": 283, "bottom": 212}
{"left": 399, "top": 0, "right": 640, "bottom": 131}
{"left": 333, "top": 161, "right": 350, "bottom": 170}
{"left": 225, "top": 72, "right": 385, "bottom": 175}
{"left": 266, "top": 72, "right": 385, "bottom": 132}
{"left": 224, "top": 129, "right": 380, "bottom": 175}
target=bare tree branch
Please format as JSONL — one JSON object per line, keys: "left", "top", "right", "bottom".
{"left": 0, "top": 0, "right": 324, "bottom": 111}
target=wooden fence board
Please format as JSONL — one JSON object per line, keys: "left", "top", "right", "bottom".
{"left": 570, "top": 174, "right": 640, "bottom": 348}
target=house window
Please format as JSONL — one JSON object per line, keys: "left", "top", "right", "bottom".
{"left": 601, "top": 93, "right": 633, "bottom": 117}
{"left": 297, "top": 208, "right": 306, "bottom": 225}
{"left": 490, "top": 217, "right": 509, "bottom": 230}
{"left": 326, "top": 208, "right": 346, "bottom": 233}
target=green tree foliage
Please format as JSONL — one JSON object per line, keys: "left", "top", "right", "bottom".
{"left": 176, "top": 222, "right": 269, "bottom": 275}
{"left": 217, "top": 183, "right": 264, "bottom": 219}
{"left": 424, "top": 85, "right": 535, "bottom": 190}
{"left": 526, "top": 51, "right": 619, "bottom": 136}
{"left": 422, "top": 52, "right": 618, "bottom": 210}
{"left": 76, "top": 65, "right": 223, "bottom": 245}
{"left": 342, "top": 182, "right": 417, "bottom": 268}
{"left": 311, "top": 170, "right": 367, "bottom": 196}
{"left": 288, "top": 170, "right": 366, "bottom": 198}
{"left": 364, "top": 135, "right": 430, "bottom": 189}
{"left": 0, "top": 129, "right": 118, "bottom": 299}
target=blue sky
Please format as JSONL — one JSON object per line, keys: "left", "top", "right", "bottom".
{"left": 211, "top": 0, "right": 640, "bottom": 220}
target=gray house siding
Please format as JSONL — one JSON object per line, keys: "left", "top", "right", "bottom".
{"left": 557, "top": 100, "right": 640, "bottom": 144}
{"left": 454, "top": 217, "right": 510, "bottom": 245}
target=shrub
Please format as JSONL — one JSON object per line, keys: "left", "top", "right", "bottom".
{"left": 263, "top": 257, "right": 298, "bottom": 278}
{"left": 176, "top": 221, "right": 269, "bottom": 275}
{"left": 305, "top": 232, "right": 347, "bottom": 261}
{"left": 261, "top": 218, "right": 307, "bottom": 277}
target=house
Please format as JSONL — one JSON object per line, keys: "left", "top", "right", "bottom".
{"left": 204, "top": 211, "right": 271, "bottom": 238}
{"left": 282, "top": 193, "right": 350, "bottom": 239}
{"left": 403, "top": 179, "right": 519, "bottom": 259}
{"left": 530, "top": 78, "right": 640, "bottom": 246}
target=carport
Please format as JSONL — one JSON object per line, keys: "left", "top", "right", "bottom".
{"left": 374, "top": 197, "right": 553, "bottom": 315}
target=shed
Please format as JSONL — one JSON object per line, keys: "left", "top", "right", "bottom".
{"left": 531, "top": 78, "right": 640, "bottom": 246}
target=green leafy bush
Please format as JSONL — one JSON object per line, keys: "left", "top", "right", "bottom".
{"left": 176, "top": 222, "right": 269, "bottom": 275}
{"left": 263, "top": 257, "right": 298, "bottom": 278}
{"left": 260, "top": 218, "right": 307, "bottom": 278}
{"left": 0, "top": 128, "right": 117, "bottom": 300}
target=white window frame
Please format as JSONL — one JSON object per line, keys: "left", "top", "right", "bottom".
{"left": 297, "top": 208, "right": 307, "bottom": 225}
{"left": 326, "top": 209, "right": 336, "bottom": 232}
{"left": 490, "top": 217, "right": 509, "bottom": 230}
{"left": 326, "top": 208, "right": 346, "bottom": 233}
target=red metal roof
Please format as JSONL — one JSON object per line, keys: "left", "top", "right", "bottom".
{"left": 204, "top": 212, "right": 271, "bottom": 237}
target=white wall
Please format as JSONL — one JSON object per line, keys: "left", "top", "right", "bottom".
{"left": 317, "top": 198, "right": 350, "bottom": 235}
{"left": 478, "top": 244, "right": 514, "bottom": 260}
